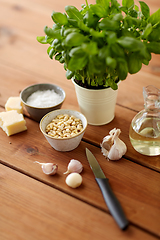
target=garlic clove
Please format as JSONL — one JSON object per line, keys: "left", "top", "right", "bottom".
{"left": 65, "top": 173, "right": 82, "bottom": 188}
{"left": 42, "top": 163, "right": 58, "bottom": 175}
{"left": 108, "top": 138, "right": 127, "bottom": 160}
{"left": 101, "top": 135, "right": 113, "bottom": 151}
{"left": 64, "top": 159, "right": 83, "bottom": 174}
{"left": 35, "top": 161, "right": 58, "bottom": 175}
{"left": 101, "top": 128, "right": 127, "bottom": 160}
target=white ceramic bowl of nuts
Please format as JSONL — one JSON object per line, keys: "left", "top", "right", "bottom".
{"left": 40, "top": 109, "right": 87, "bottom": 151}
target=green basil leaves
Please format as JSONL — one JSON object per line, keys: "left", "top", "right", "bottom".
{"left": 37, "top": 0, "right": 160, "bottom": 89}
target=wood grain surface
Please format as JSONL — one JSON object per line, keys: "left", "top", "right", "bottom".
{"left": 0, "top": 0, "right": 160, "bottom": 239}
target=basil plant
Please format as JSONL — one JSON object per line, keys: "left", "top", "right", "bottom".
{"left": 37, "top": 0, "right": 160, "bottom": 90}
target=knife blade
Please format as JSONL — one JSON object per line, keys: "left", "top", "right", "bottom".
{"left": 86, "top": 148, "right": 129, "bottom": 230}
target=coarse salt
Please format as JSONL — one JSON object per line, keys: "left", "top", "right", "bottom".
{"left": 26, "top": 90, "right": 63, "bottom": 108}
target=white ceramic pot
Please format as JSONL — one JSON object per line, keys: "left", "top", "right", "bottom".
{"left": 72, "top": 79, "right": 118, "bottom": 126}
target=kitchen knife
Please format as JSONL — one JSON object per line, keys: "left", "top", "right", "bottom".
{"left": 86, "top": 148, "right": 129, "bottom": 230}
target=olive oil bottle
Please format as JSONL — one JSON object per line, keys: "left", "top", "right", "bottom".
{"left": 129, "top": 85, "right": 160, "bottom": 156}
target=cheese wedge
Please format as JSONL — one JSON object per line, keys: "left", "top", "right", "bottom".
{"left": 0, "top": 110, "right": 27, "bottom": 136}
{"left": 5, "top": 97, "right": 23, "bottom": 114}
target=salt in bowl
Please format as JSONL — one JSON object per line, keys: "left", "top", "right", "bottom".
{"left": 20, "top": 83, "right": 66, "bottom": 122}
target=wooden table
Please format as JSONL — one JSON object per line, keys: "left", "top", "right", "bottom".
{"left": 0, "top": 0, "right": 160, "bottom": 239}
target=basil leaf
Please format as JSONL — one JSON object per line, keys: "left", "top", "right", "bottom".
{"left": 124, "top": 16, "right": 141, "bottom": 28}
{"left": 142, "top": 59, "right": 149, "bottom": 65}
{"left": 141, "top": 23, "right": 152, "bottom": 39}
{"left": 98, "top": 46, "right": 110, "bottom": 59}
{"left": 106, "top": 56, "right": 117, "bottom": 69}
{"left": 96, "top": 0, "right": 110, "bottom": 8}
{"left": 52, "top": 24, "right": 61, "bottom": 31}
{"left": 51, "top": 38, "right": 59, "bottom": 47}
{"left": 99, "top": 18, "right": 120, "bottom": 30}
{"left": 63, "top": 32, "right": 86, "bottom": 47}
{"left": 55, "top": 53, "right": 62, "bottom": 61}
{"left": 63, "top": 28, "right": 80, "bottom": 37}
{"left": 116, "top": 58, "right": 128, "bottom": 80}
{"left": 106, "top": 78, "right": 118, "bottom": 90}
{"left": 121, "top": 29, "right": 135, "bottom": 38}
{"left": 54, "top": 43, "right": 63, "bottom": 52}
{"left": 66, "top": 69, "right": 75, "bottom": 79}
{"left": 37, "top": 36, "right": 47, "bottom": 44}
{"left": 140, "top": 47, "right": 151, "bottom": 61}
{"left": 134, "top": 5, "right": 139, "bottom": 12}
{"left": 96, "top": 0, "right": 110, "bottom": 15}
{"left": 44, "top": 26, "right": 62, "bottom": 39}
{"left": 88, "top": 56, "right": 106, "bottom": 74}
{"left": 89, "top": 29, "right": 105, "bottom": 38}
{"left": 68, "top": 19, "right": 79, "bottom": 27}
{"left": 129, "top": 9, "right": 138, "bottom": 18}
{"left": 62, "top": 50, "right": 70, "bottom": 64}
{"left": 90, "top": 4, "right": 108, "bottom": 18}
{"left": 117, "top": 36, "right": 144, "bottom": 51}
{"left": 112, "top": 13, "right": 123, "bottom": 22}
{"left": 110, "top": 0, "right": 121, "bottom": 12}
{"left": 48, "top": 47, "right": 56, "bottom": 59}
{"left": 110, "top": 43, "right": 125, "bottom": 58}
{"left": 51, "top": 12, "right": 68, "bottom": 25}
{"left": 44, "top": 36, "right": 54, "bottom": 44}
{"left": 78, "top": 20, "right": 90, "bottom": 32}
{"left": 128, "top": 52, "right": 142, "bottom": 74}
{"left": 82, "top": 42, "right": 98, "bottom": 55}
{"left": 69, "top": 47, "right": 85, "bottom": 57}
{"left": 119, "top": 6, "right": 128, "bottom": 14}
{"left": 106, "top": 32, "right": 117, "bottom": 44}
{"left": 146, "top": 42, "right": 160, "bottom": 54}
{"left": 68, "top": 55, "right": 88, "bottom": 71}
{"left": 139, "top": 1, "right": 150, "bottom": 19}
{"left": 148, "top": 28, "right": 160, "bottom": 42}
{"left": 65, "top": 6, "right": 83, "bottom": 20}
{"left": 122, "top": 0, "right": 134, "bottom": 10}
{"left": 148, "top": 8, "right": 160, "bottom": 25}
{"left": 83, "top": 10, "right": 100, "bottom": 28}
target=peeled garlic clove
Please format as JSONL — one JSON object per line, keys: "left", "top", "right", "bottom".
{"left": 101, "top": 128, "right": 127, "bottom": 160}
{"left": 65, "top": 173, "right": 82, "bottom": 188}
{"left": 64, "top": 159, "right": 83, "bottom": 174}
{"left": 35, "top": 161, "right": 58, "bottom": 175}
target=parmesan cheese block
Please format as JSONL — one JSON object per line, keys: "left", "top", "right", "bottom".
{"left": 0, "top": 110, "right": 27, "bottom": 136}
{"left": 5, "top": 97, "right": 23, "bottom": 114}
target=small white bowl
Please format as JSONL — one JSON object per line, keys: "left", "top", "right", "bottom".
{"left": 40, "top": 109, "right": 87, "bottom": 151}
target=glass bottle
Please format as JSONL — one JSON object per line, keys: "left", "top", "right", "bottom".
{"left": 129, "top": 85, "right": 160, "bottom": 156}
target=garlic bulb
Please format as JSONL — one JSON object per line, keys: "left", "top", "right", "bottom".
{"left": 101, "top": 128, "right": 127, "bottom": 160}
{"left": 64, "top": 159, "right": 83, "bottom": 174}
{"left": 35, "top": 161, "right": 58, "bottom": 175}
{"left": 65, "top": 173, "right": 82, "bottom": 188}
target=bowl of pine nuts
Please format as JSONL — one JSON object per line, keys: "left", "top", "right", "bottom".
{"left": 40, "top": 109, "right": 87, "bottom": 151}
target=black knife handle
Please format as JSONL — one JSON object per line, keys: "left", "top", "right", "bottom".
{"left": 96, "top": 178, "right": 129, "bottom": 230}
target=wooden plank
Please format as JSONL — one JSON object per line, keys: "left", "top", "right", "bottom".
{"left": 0, "top": 108, "right": 159, "bottom": 236}
{"left": 0, "top": 164, "right": 158, "bottom": 240}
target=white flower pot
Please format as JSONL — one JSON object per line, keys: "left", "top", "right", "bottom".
{"left": 72, "top": 79, "right": 118, "bottom": 126}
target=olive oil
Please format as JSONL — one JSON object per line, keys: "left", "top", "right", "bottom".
{"left": 129, "top": 85, "right": 160, "bottom": 156}
{"left": 129, "top": 117, "right": 160, "bottom": 156}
